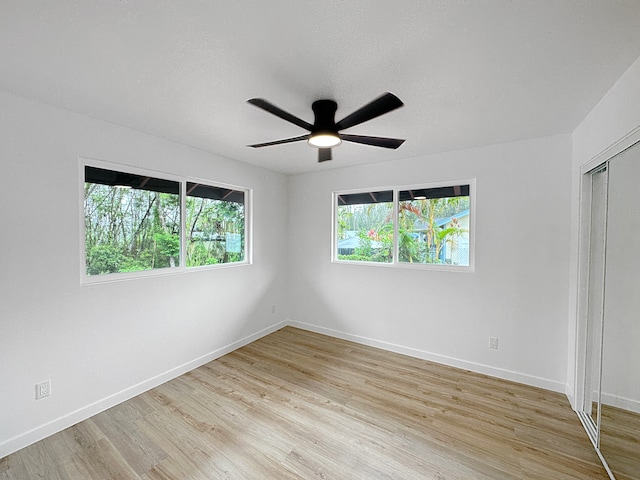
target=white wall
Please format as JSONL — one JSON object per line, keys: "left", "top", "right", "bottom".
{"left": 287, "top": 134, "right": 572, "bottom": 392}
{"left": 0, "top": 90, "right": 289, "bottom": 458}
{"left": 567, "top": 55, "right": 640, "bottom": 407}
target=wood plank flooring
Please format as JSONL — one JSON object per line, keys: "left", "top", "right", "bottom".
{"left": 600, "top": 404, "right": 640, "bottom": 480}
{"left": 0, "top": 327, "right": 609, "bottom": 479}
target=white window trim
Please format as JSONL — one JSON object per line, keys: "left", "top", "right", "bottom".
{"left": 332, "top": 179, "right": 476, "bottom": 272}
{"left": 79, "top": 157, "right": 252, "bottom": 285}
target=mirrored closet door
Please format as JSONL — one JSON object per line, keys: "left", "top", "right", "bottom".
{"left": 580, "top": 141, "right": 640, "bottom": 480}
{"left": 582, "top": 164, "right": 607, "bottom": 441}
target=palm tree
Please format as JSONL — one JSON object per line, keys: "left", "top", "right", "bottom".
{"left": 399, "top": 197, "right": 468, "bottom": 264}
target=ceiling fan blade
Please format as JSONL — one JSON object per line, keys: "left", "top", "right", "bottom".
{"left": 335, "top": 92, "right": 404, "bottom": 131}
{"left": 247, "top": 134, "right": 309, "bottom": 148}
{"left": 341, "top": 134, "right": 405, "bottom": 149}
{"left": 318, "top": 148, "right": 332, "bottom": 162}
{"left": 247, "top": 98, "right": 313, "bottom": 131}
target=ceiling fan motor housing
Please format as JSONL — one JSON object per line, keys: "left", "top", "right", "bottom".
{"left": 311, "top": 99, "right": 338, "bottom": 132}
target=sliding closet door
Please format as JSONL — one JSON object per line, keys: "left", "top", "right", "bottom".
{"left": 599, "top": 142, "right": 640, "bottom": 479}
{"left": 582, "top": 166, "right": 608, "bottom": 436}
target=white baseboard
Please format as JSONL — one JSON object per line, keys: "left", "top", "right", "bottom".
{"left": 0, "top": 321, "right": 287, "bottom": 459}
{"left": 601, "top": 391, "right": 640, "bottom": 414}
{"left": 288, "top": 320, "right": 566, "bottom": 394}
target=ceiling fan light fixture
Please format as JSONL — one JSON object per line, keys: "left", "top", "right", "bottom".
{"left": 247, "top": 92, "right": 404, "bottom": 162}
{"left": 308, "top": 131, "right": 341, "bottom": 148}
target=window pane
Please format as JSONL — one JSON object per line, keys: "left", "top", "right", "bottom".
{"left": 84, "top": 166, "right": 180, "bottom": 275}
{"left": 186, "top": 182, "right": 245, "bottom": 267}
{"left": 336, "top": 190, "right": 394, "bottom": 263}
{"left": 398, "top": 185, "right": 470, "bottom": 265}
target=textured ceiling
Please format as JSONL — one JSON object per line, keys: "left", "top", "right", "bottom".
{"left": 1, "top": 1, "right": 640, "bottom": 175}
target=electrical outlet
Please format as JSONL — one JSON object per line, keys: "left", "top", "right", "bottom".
{"left": 35, "top": 380, "right": 51, "bottom": 400}
{"left": 490, "top": 337, "right": 499, "bottom": 350}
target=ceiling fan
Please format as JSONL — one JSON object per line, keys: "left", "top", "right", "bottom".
{"left": 246, "top": 92, "right": 405, "bottom": 162}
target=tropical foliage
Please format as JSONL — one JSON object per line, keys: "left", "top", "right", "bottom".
{"left": 84, "top": 183, "right": 245, "bottom": 275}
{"left": 185, "top": 196, "right": 244, "bottom": 267}
{"left": 397, "top": 196, "right": 469, "bottom": 264}
{"left": 336, "top": 195, "right": 469, "bottom": 265}
{"left": 337, "top": 202, "right": 394, "bottom": 263}
{"left": 85, "top": 184, "right": 180, "bottom": 275}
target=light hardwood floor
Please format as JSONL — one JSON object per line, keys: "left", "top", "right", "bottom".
{"left": 600, "top": 404, "right": 640, "bottom": 480}
{"left": 1, "top": 327, "right": 609, "bottom": 479}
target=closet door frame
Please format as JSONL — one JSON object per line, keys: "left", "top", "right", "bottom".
{"left": 574, "top": 129, "right": 640, "bottom": 480}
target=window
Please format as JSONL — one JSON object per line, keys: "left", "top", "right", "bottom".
{"left": 185, "top": 183, "right": 245, "bottom": 267}
{"left": 398, "top": 185, "right": 470, "bottom": 266}
{"left": 83, "top": 163, "right": 249, "bottom": 280}
{"left": 334, "top": 182, "right": 473, "bottom": 269}
{"left": 84, "top": 166, "right": 181, "bottom": 275}
{"left": 336, "top": 190, "right": 394, "bottom": 263}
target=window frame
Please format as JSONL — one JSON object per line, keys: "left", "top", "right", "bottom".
{"left": 332, "top": 179, "right": 475, "bottom": 272}
{"left": 80, "top": 158, "right": 252, "bottom": 284}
